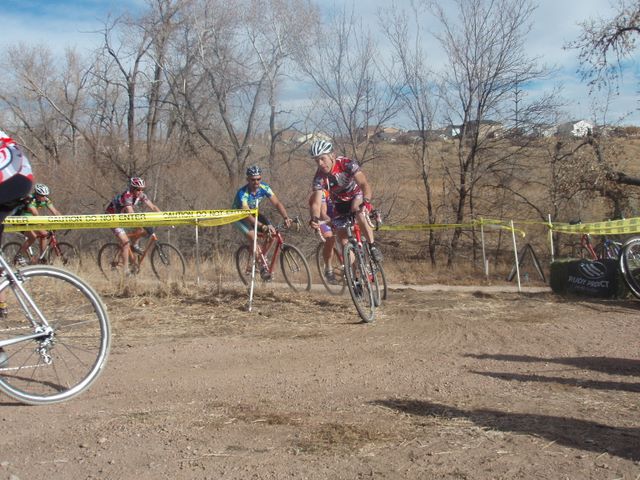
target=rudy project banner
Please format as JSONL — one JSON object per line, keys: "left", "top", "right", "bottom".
{"left": 2, "top": 209, "right": 258, "bottom": 232}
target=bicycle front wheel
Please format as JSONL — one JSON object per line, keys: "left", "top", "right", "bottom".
{"left": 0, "top": 266, "right": 110, "bottom": 405}
{"left": 97, "top": 243, "right": 126, "bottom": 281}
{"left": 49, "top": 241, "right": 82, "bottom": 270}
{"left": 343, "top": 242, "right": 375, "bottom": 323}
{"left": 620, "top": 237, "right": 640, "bottom": 299}
{"left": 151, "top": 243, "right": 186, "bottom": 282}
{"left": 280, "top": 244, "right": 311, "bottom": 292}
{"left": 1, "top": 242, "right": 25, "bottom": 267}
{"left": 315, "top": 242, "right": 346, "bottom": 295}
{"left": 365, "top": 246, "right": 387, "bottom": 306}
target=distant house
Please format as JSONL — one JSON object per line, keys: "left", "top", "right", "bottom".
{"left": 445, "top": 120, "right": 503, "bottom": 139}
{"left": 294, "top": 132, "right": 332, "bottom": 144}
{"left": 278, "top": 129, "right": 302, "bottom": 144}
{"left": 557, "top": 120, "right": 593, "bottom": 138}
{"left": 446, "top": 124, "right": 462, "bottom": 138}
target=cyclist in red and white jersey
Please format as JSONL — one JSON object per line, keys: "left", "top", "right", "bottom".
{"left": 0, "top": 129, "right": 34, "bottom": 327}
{"left": 105, "top": 177, "right": 161, "bottom": 274}
{"left": 308, "top": 139, "right": 382, "bottom": 274}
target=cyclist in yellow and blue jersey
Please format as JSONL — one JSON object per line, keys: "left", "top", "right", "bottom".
{"left": 232, "top": 165, "right": 292, "bottom": 279}
{"left": 14, "top": 183, "right": 62, "bottom": 265}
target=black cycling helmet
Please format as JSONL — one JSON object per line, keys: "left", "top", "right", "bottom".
{"left": 246, "top": 165, "right": 262, "bottom": 177}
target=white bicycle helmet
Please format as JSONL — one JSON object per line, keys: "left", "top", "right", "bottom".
{"left": 129, "top": 177, "right": 146, "bottom": 189}
{"left": 34, "top": 183, "right": 50, "bottom": 196}
{"left": 309, "top": 139, "right": 333, "bottom": 157}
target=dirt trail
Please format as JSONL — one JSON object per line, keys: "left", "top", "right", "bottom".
{"left": 1, "top": 284, "right": 638, "bottom": 479}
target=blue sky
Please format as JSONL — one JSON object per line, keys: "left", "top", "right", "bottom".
{"left": 2, "top": 0, "right": 639, "bottom": 125}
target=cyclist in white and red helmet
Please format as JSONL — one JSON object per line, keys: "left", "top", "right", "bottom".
{"left": 105, "top": 177, "right": 161, "bottom": 275}
{"left": 308, "top": 139, "right": 382, "bottom": 267}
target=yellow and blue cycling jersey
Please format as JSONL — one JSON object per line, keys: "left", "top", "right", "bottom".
{"left": 232, "top": 182, "right": 273, "bottom": 210}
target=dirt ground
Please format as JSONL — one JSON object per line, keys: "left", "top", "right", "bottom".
{"left": 0, "top": 280, "right": 639, "bottom": 480}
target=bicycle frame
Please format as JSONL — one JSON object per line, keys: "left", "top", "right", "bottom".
{"left": 580, "top": 233, "right": 598, "bottom": 260}
{"left": 0, "top": 255, "right": 52, "bottom": 349}
{"left": 128, "top": 232, "right": 158, "bottom": 268}
{"left": 20, "top": 231, "right": 60, "bottom": 263}
{"left": 255, "top": 230, "right": 284, "bottom": 274}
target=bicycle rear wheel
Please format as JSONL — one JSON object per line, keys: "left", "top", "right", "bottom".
{"left": 1, "top": 242, "right": 25, "bottom": 267}
{"left": 0, "top": 266, "right": 110, "bottom": 405}
{"left": 315, "top": 242, "right": 346, "bottom": 295}
{"left": 280, "top": 244, "right": 311, "bottom": 292}
{"left": 343, "top": 242, "right": 375, "bottom": 323}
{"left": 151, "top": 242, "right": 186, "bottom": 283}
{"left": 97, "top": 243, "right": 126, "bottom": 281}
{"left": 620, "top": 237, "right": 640, "bottom": 299}
{"left": 49, "top": 241, "right": 81, "bottom": 270}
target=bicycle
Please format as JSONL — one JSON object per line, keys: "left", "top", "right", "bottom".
{"left": 98, "top": 228, "right": 186, "bottom": 283}
{"left": 595, "top": 236, "right": 622, "bottom": 260}
{"left": 2, "top": 231, "right": 81, "bottom": 270}
{"left": 618, "top": 236, "right": 640, "bottom": 299}
{"left": 339, "top": 210, "right": 387, "bottom": 323}
{"left": 235, "top": 217, "right": 311, "bottom": 292}
{"left": 315, "top": 214, "right": 388, "bottom": 302}
{"left": 0, "top": 251, "right": 110, "bottom": 405}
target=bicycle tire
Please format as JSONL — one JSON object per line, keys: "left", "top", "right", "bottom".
{"left": 366, "top": 245, "right": 387, "bottom": 306}
{"left": 98, "top": 243, "right": 127, "bottom": 281}
{"left": 49, "top": 241, "right": 81, "bottom": 270}
{"left": 151, "top": 242, "right": 186, "bottom": 283}
{"left": 280, "top": 244, "right": 311, "bottom": 292}
{"left": 315, "top": 242, "right": 346, "bottom": 295}
{"left": 620, "top": 237, "right": 640, "bottom": 299}
{"left": 0, "top": 265, "right": 110, "bottom": 405}
{"left": 235, "top": 245, "right": 254, "bottom": 286}
{"left": 343, "top": 242, "right": 375, "bottom": 323}
{"left": 1, "top": 242, "right": 24, "bottom": 267}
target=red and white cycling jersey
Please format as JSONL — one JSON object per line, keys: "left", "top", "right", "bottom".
{"left": 0, "top": 136, "right": 33, "bottom": 183}
{"left": 105, "top": 190, "right": 149, "bottom": 214}
{"left": 312, "top": 156, "right": 361, "bottom": 203}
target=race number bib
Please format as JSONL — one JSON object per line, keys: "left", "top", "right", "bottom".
{"left": 0, "top": 143, "right": 14, "bottom": 170}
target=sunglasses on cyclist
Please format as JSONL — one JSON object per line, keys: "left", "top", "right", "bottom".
{"left": 249, "top": 177, "right": 262, "bottom": 182}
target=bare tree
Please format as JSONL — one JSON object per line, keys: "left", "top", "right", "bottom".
{"left": 244, "top": 0, "right": 314, "bottom": 174}
{"left": 568, "top": 0, "right": 640, "bottom": 90}
{"left": 97, "top": 14, "right": 154, "bottom": 174}
{"left": 293, "top": 5, "right": 401, "bottom": 164}
{"left": 431, "top": 0, "right": 553, "bottom": 266}
{"left": 380, "top": 2, "right": 442, "bottom": 265}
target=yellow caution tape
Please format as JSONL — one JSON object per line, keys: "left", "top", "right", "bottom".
{"left": 379, "top": 219, "right": 526, "bottom": 237}
{"left": 550, "top": 217, "right": 640, "bottom": 235}
{"left": 2, "top": 209, "right": 257, "bottom": 232}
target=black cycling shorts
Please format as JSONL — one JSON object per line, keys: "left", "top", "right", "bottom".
{"left": 0, "top": 174, "right": 33, "bottom": 241}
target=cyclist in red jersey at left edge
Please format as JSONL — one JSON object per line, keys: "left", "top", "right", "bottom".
{"left": 0, "top": 130, "right": 34, "bottom": 332}
{"left": 307, "top": 139, "right": 382, "bottom": 263}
